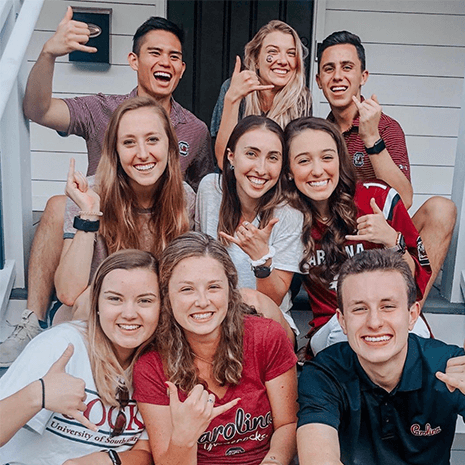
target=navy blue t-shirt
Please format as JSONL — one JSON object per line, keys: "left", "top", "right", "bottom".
{"left": 298, "top": 334, "right": 465, "bottom": 465}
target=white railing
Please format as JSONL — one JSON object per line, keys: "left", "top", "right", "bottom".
{"left": 0, "top": 0, "right": 44, "bottom": 316}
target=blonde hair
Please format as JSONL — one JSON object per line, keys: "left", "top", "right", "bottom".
{"left": 243, "top": 20, "right": 312, "bottom": 127}
{"left": 87, "top": 249, "right": 159, "bottom": 406}
{"left": 95, "top": 96, "right": 189, "bottom": 258}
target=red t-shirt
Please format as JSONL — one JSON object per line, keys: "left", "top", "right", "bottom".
{"left": 304, "top": 180, "right": 431, "bottom": 332}
{"left": 133, "top": 316, "right": 297, "bottom": 464}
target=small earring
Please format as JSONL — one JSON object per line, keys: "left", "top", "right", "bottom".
{"left": 288, "top": 174, "right": 293, "bottom": 182}
{"left": 230, "top": 164, "right": 235, "bottom": 170}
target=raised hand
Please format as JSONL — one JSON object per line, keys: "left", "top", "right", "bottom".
{"left": 43, "top": 6, "right": 98, "bottom": 58}
{"left": 167, "top": 382, "right": 240, "bottom": 444}
{"left": 352, "top": 94, "right": 382, "bottom": 148}
{"left": 346, "top": 198, "right": 397, "bottom": 247}
{"left": 42, "top": 344, "right": 98, "bottom": 431}
{"left": 219, "top": 218, "right": 279, "bottom": 261}
{"left": 227, "top": 56, "right": 275, "bottom": 103}
{"left": 436, "top": 347, "right": 465, "bottom": 395}
{"left": 65, "top": 158, "right": 100, "bottom": 213}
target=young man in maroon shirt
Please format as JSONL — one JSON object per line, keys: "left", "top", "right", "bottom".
{"left": 0, "top": 9, "right": 213, "bottom": 365}
{"left": 316, "top": 30, "right": 456, "bottom": 309}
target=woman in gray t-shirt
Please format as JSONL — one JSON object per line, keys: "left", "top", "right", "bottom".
{"left": 196, "top": 116, "right": 303, "bottom": 341}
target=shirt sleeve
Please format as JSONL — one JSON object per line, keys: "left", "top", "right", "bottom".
{"left": 133, "top": 351, "right": 170, "bottom": 406}
{"left": 379, "top": 115, "right": 411, "bottom": 182}
{"left": 260, "top": 318, "right": 297, "bottom": 382}
{"left": 210, "top": 79, "right": 231, "bottom": 138}
{"left": 61, "top": 95, "right": 100, "bottom": 141}
{"left": 270, "top": 205, "right": 304, "bottom": 274}
{"left": 297, "top": 362, "right": 344, "bottom": 430}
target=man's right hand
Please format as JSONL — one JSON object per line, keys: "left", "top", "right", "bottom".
{"left": 43, "top": 6, "right": 97, "bottom": 58}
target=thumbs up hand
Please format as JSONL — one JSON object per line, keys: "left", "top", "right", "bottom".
{"left": 43, "top": 6, "right": 98, "bottom": 58}
{"left": 220, "top": 218, "right": 279, "bottom": 262}
{"left": 42, "top": 344, "right": 98, "bottom": 431}
{"left": 345, "top": 198, "right": 398, "bottom": 247}
{"left": 227, "top": 56, "right": 275, "bottom": 104}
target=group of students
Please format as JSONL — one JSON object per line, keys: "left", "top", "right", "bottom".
{"left": 0, "top": 7, "right": 464, "bottom": 465}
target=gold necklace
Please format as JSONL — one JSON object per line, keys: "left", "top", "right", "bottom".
{"left": 192, "top": 352, "right": 214, "bottom": 365}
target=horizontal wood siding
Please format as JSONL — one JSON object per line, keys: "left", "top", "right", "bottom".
{"left": 27, "top": 0, "right": 165, "bottom": 210}
{"left": 315, "top": 0, "right": 465, "bottom": 214}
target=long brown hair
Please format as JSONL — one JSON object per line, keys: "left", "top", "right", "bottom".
{"left": 88, "top": 249, "right": 159, "bottom": 406}
{"left": 96, "top": 96, "right": 189, "bottom": 258}
{"left": 154, "top": 232, "right": 257, "bottom": 393}
{"left": 218, "top": 115, "right": 285, "bottom": 245}
{"left": 243, "top": 20, "right": 312, "bottom": 127}
{"left": 283, "top": 117, "right": 358, "bottom": 286}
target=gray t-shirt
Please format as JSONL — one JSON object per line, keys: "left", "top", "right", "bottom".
{"left": 195, "top": 173, "right": 303, "bottom": 333}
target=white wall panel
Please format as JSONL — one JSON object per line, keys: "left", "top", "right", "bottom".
{"left": 327, "top": 0, "right": 465, "bottom": 15}
{"left": 31, "top": 151, "right": 88, "bottom": 181}
{"left": 324, "top": 10, "right": 465, "bottom": 46}
{"left": 364, "top": 44, "right": 465, "bottom": 78}
{"left": 406, "top": 135, "right": 457, "bottom": 166}
{"left": 411, "top": 165, "right": 454, "bottom": 195}
{"left": 30, "top": 123, "right": 87, "bottom": 152}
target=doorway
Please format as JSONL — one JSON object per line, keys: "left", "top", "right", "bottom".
{"left": 168, "top": 0, "right": 314, "bottom": 129}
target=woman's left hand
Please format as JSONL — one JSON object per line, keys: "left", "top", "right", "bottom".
{"left": 345, "top": 198, "right": 398, "bottom": 247}
{"left": 167, "top": 382, "right": 240, "bottom": 446}
{"left": 219, "top": 218, "right": 279, "bottom": 261}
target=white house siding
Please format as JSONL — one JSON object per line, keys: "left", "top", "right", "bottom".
{"left": 311, "top": 0, "right": 465, "bottom": 214}
{"left": 26, "top": 0, "right": 166, "bottom": 211}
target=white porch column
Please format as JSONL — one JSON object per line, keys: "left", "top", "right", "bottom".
{"left": 441, "top": 71, "right": 465, "bottom": 303}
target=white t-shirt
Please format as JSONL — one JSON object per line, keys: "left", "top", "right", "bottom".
{"left": 0, "top": 323, "right": 146, "bottom": 465}
{"left": 195, "top": 173, "right": 303, "bottom": 333}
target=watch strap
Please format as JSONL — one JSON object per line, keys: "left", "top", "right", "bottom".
{"left": 73, "top": 216, "right": 100, "bottom": 232}
{"left": 365, "top": 138, "right": 386, "bottom": 155}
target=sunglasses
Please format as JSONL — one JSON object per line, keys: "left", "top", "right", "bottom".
{"left": 110, "top": 385, "right": 130, "bottom": 438}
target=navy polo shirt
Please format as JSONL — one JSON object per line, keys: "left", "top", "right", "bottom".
{"left": 298, "top": 334, "right": 465, "bottom": 464}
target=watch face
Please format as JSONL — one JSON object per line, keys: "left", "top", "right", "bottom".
{"left": 253, "top": 265, "right": 272, "bottom": 278}
{"left": 398, "top": 233, "right": 406, "bottom": 253}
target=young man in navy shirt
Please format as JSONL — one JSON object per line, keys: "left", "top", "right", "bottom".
{"left": 297, "top": 249, "right": 465, "bottom": 465}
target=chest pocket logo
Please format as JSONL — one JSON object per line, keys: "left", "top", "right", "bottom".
{"left": 353, "top": 152, "right": 364, "bottom": 167}
{"left": 179, "top": 141, "right": 189, "bottom": 157}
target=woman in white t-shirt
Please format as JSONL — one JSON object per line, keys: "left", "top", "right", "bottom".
{"left": 196, "top": 116, "right": 303, "bottom": 341}
{"left": 0, "top": 249, "right": 160, "bottom": 465}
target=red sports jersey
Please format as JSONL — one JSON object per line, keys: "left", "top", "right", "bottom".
{"left": 304, "top": 180, "right": 431, "bottom": 333}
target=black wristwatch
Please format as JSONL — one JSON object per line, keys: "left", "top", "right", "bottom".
{"left": 365, "top": 138, "right": 386, "bottom": 155}
{"left": 73, "top": 216, "right": 100, "bottom": 232}
{"left": 107, "top": 450, "right": 121, "bottom": 465}
{"left": 252, "top": 265, "right": 272, "bottom": 279}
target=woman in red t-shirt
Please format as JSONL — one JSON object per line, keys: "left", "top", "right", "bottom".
{"left": 133, "top": 232, "right": 297, "bottom": 465}
{"left": 283, "top": 117, "right": 431, "bottom": 356}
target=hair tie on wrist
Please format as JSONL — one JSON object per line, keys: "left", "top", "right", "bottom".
{"left": 78, "top": 210, "right": 103, "bottom": 217}
{"left": 39, "top": 378, "right": 45, "bottom": 409}
{"left": 250, "top": 246, "right": 276, "bottom": 267}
